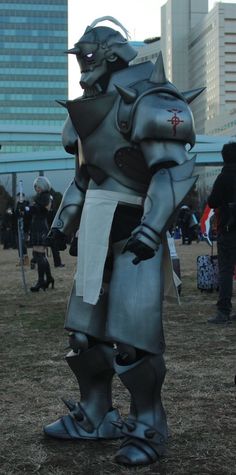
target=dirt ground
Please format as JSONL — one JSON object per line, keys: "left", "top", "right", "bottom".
{"left": 0, "top": 241, "right": 235, "bottom": 475}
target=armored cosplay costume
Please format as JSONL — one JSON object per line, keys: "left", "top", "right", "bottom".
{"left": 44, "top": 18, "right": 202, "bottom": 466}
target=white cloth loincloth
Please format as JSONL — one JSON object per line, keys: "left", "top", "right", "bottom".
{"left": 76, "top": 189, "right": 179, "bottom": 305}
{"left": 76, "top": 189, "right": 144, "bottom": 305}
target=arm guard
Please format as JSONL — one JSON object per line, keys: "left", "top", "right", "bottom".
{"left": 133, "top": 153, "right": 197, "bottom": 252}
{"left": 127, "top": 87, "right": 197, "bottom": 255}
{"left": 51, "top": 164, "right": 89, "bottom": 236}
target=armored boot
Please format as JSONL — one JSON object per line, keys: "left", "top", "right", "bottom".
{"left": 114, "top": 353, "right": 168, "bottom": 466}
{"left": 44, "top": 342, "right": 122, "bottom": 440}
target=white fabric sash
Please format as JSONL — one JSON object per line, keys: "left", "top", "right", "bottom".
{"left": 76, "top": 189, "right": 144, "bottom": 305}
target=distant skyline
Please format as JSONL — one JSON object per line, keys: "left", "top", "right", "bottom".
{"left": 68, "top": 0, "right": 236, "bottom": 97}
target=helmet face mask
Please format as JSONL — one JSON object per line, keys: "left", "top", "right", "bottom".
{"left": 76, "top": 41, "right": 115, "bottom": 93}
{"left": 67, "top": 21, "right": 137, "bottom": 97}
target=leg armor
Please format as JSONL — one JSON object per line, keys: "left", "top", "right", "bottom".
{"left": 44, "top": 340, "right": 122, "bottom": 440}
{"left": 114, "top": 351, "right": 167, "bottom": 466}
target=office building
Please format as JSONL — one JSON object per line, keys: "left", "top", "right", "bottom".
{"left": 161, "top": 0, "right": 236, "bottom": 135}
{"left": 0, "top": 0, "right": 68, "bottom": 153}
{"left": 132, "top": 38, "right": 161, "bottom": 65}
{"left": 161, "top": 0, "right": 208, "bottom": 92}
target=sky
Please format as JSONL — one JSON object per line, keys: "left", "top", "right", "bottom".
{"left": 68, "top": 0, "right": 236, "bottom": 97}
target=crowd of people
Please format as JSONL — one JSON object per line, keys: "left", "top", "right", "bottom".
{"left": 1, "top": 170, "right": 235, "bottom": 310}
{"left": 0, "top": 176, "right": 65, "bottom": 292}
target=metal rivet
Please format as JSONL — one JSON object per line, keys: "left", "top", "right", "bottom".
{"left": 145, "top": 429, "right": 156, "bottom": 439}
{"left": 74, "top": 412, "right": 84, "bottom": 422}
{"left": 125, "top": 422, "right": 136, "bottom": 432}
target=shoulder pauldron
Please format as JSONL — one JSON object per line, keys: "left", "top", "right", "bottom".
{"left": 116, "top": 81, "right": 195, "bottom": 148}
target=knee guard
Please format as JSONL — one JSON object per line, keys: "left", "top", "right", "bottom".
{"left": 115, "top": 342, "right": 136, "bottom": 364}
{"left": 68, "top": 331, "right": 89, "bottom": 352}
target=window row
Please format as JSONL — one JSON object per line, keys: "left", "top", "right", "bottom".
{"left": 2, "top": 29, "right": 67, "bottom": 37}
{"left": 0, "top": 82, "right": 67, "bottom": 88}
{"left": 0, "top": 112, "right": 67, "bottom": 118}
{"left": 0, "top": 119, "right": 65, "bottom": 126}
{"left": 0, "top": 0, "right": 67, "bottom": 5}
{"left": 3, "top": 144, "right": 63, "bottom": 152}
{"left": 0, "top": 10, "right": 67, "bottom": 18}
{"left": 0, "top": 67, "right": 67, "bottom": 75}
{"left": 0, "top": 91, "right": 67, "bottom": 99}
{"left": 0, "top": 56, "right": 67, "bottom": 63}
{"left": 0, "top": 76, "right": 67, "bottom": 83}
{"left": 0, "top": 41, "right": 67, "bottom": 49}
{"left": 0, "top": 102, "right": 67, "bottom": 109}
{"left": 0, "top": 17, "right": 67, "bottom": 25}
{"left": 0, "top": 3, "right": 67, "bottom": 11}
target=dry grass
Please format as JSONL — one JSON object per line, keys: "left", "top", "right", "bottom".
{"left": 0, "top": 242, "right": 235, "bottom": 475}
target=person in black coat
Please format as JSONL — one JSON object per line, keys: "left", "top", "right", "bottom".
{"left": 15, "top": 193, "right": 31, "bottom": 265}
{"left": 177, "top": 205, "right": 192, "bottom": 244}
{"left": 29, "top": 176, "right": 54, "bottom": 292}
{"left": 1, "top": 207, "right": 16, "bottom": 249}
{"left": 207, "top": 141, "right": 236, "bottom": 324}
{"left": 47, "top": 192, "right": 65, "bottom": 268}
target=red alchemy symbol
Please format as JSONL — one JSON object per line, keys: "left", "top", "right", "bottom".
{"left": 167, "top": 109, "right": 184, "bottom": 136}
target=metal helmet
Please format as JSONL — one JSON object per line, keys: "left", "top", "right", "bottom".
{"left": 67, "top": 16, "right": 137, "bottom": 92}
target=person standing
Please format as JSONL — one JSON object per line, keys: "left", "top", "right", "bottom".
{"left": 43, "top": 17, "right": 199, "bottom": 466}
{"left": 207, "top": 142, "right": 236, "bottom": 324}
{"left": 177, "top": 205, "right": 193, "bottom": 245}
{"left": 1, "top": 207, "right": 15, "bottom": 249}
{"left": 29, "top": 176, "right": 54, "bottom": 292}
{"left": 47, "top": 193, "right": 65, "bottom": 268}
{"left": 15, "top": 192, "right": 31, "bottom": 265}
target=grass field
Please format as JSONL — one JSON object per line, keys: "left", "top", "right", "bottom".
{"left": 0, "top": 241, "right": 235, "bottom": 474}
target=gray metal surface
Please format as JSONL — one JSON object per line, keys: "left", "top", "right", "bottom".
{"left": 114, "top": 353, "right": 168, "bottom": 465}
{"left": 44, "top": 344, "right": 122, "bottom": 440}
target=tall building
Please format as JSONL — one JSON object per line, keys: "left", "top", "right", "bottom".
{"left": 0, "top": 0, "right": 68, "bottom": 153}
{"left": 190, "top": 2, "right": 236, "bottom": 134}
{"left": 131, "top": 38, "right": 161, "bottom": 66}
{"left": 161, "top": 0, "right": 208, "bottom": 92}
{"left": 161, "top": 0, "right": 236, "bottom": 135}
{"left": 205, "top": 109, "right": 236, "bottom": 136}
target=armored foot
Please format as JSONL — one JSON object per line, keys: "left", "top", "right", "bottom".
{"left": 114, "top": 353, "right": 168, "bottom": 466}
{"left": 44, "top": 400, "right": 122, "bottom": 440}
{"left": 44, "top": 342, "right": 122, "bottom": 441}
{"left": 114, "top": 418, "right": 166, "bottom": 466}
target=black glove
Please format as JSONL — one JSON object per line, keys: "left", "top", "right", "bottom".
{"left": 69, "top": 236, "right": 78, "bottom": 256}
{"left": 122, "top": 224, "right": 161, "bottom": 265}
{"left": 16, "top": 202, "right": 26, "bottom": 216}
{"left": 45, "top": 229, "right": 67, "bottom": 251}
{"left": 123, "top": 236, "right": 155, "bottom": 265}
